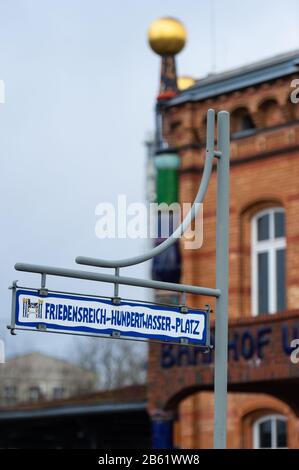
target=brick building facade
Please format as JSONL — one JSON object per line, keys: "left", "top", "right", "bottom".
{"left": 148, "top": 42, "right": 299, "bottom": 449}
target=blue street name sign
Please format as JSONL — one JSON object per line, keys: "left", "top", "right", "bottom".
{"left": 12, "top": 288, "right": 209, "bottom": 346}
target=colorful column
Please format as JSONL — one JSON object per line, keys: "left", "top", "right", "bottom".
{"left": 152, "top": 149, "right": 181, "bottom": 284}
{"left": 151, "top": 411, "right": 174, "bottom": 449}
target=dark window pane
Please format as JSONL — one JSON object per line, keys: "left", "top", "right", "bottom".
{"left": 276, "top": 249, "right": 286, "bottom": 312}
{"left": 257, "top": 214, "right": 269, "bottom": 241}
{"left": 259, "top": 420, "right": 272, "bottom": 448}
{"left": 277, "top": 419, "right": 287, "bottom": 448}
{"left": 4, "top": 386, "right": 17, "bottom": 405}
{"left": 53, "top": 387, "right": 65, "bottom": 400}
{"left": 258, "top": 252, "right": 269, "bottom": 314}
{"left": 28, "top": 386, "right": 41, "bottom": 402}
{"left": 275, "top": 212, "right": 285, "bottom": 238}
{"left": 240, "top": 114, "right": 255, "bottom": 131}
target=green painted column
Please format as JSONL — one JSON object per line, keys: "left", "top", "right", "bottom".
{"left": 155, "top": 151, "right": 180, "bottom": 205}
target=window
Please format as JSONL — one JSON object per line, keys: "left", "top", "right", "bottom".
{"left": 252, "top": 208, "right": 286, "bottom": 315}
{"left": 53, "top": 387, "right": 65, "bottom": 400}
{"left": 231, "top": 107, "right": 255, "bottom": 136}
{"left": 28, "top": 386, "right": 41, "bottom": 402}
{"left": 253, "top": 415, "right": 287, "bottom": 449}
{"left": 3, "top": 385, "right": 18, "bottom": 405}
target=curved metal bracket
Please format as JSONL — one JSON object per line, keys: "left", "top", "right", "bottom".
{"left": 76, "top": 109, "right": 219, "bottom": 269}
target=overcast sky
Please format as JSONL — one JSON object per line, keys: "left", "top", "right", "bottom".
{"left": 0, "top": 0, "right": 298, "bottom": 360}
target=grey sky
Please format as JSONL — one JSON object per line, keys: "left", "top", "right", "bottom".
{"left": 0, "top": 0, "right": 298, "bottom": 359}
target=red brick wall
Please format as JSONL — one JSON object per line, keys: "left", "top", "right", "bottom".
{"left": 174, "top": 392, "right": 299, "bottom": 449}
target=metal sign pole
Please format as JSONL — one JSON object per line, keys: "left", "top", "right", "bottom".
{"left": 11, "top": 108, "right": 230, "bottom": 449}
{"left": 214, "top": 111, "right": 230, "bottom": 449}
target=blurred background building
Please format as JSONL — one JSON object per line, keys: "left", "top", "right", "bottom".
{"left": 0, "top": 352, "right": 149, "bottom": 449}
{"left": 0, "top": 352, "right": 97, "bottom": 406}
{"left": 0, "top": 384, "right": 149, "bottom": 448}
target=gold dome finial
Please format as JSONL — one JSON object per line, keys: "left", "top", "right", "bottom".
{"left": 178, "top": 76, "right": 196, "bottom": 91}
{"left": 148, "top": 17, "right": 187, "bottom": 56}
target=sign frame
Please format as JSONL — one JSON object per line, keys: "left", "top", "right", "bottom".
{"left": 9, "top": 285, "right": 210, "bottom": 349}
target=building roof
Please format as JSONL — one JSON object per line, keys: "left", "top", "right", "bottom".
{"left": 4, "top": 351, "right": 95, "bottom": 375}
{"left": 167, "top": 49, "right": 299, "bottom": 106}
{"left": 0, "top": 384, "right": 148, "bottom": 420}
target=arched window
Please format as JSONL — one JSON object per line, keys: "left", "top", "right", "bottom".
{"left": 231, "top": 107, "right": 255, "bottom": 136}
{"left": 253, "top": 415, "right": 287, "bottom": 448}
{"left": 251, "top": 208, "right": 286, "bottom": 315}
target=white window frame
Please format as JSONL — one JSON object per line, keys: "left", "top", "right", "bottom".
{"left": 253, "top": 414, "right": 287, "bottom": 449}
{"left": 251, "top": 207, "right": 286, "bottom": 316}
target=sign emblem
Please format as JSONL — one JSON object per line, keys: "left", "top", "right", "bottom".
{"left": 22, "top": 298, "right": 43, "bottom": 319}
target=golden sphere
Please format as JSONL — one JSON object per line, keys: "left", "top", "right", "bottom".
{"left": 148, "top": 17, "right": 187, "bottom": 56}
{"left": 178, "top": 76, "right": 196, "bottom": 91}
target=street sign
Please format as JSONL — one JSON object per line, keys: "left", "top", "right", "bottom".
{"left": 11, "top": 288, "right": 209, "bottom": 346}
